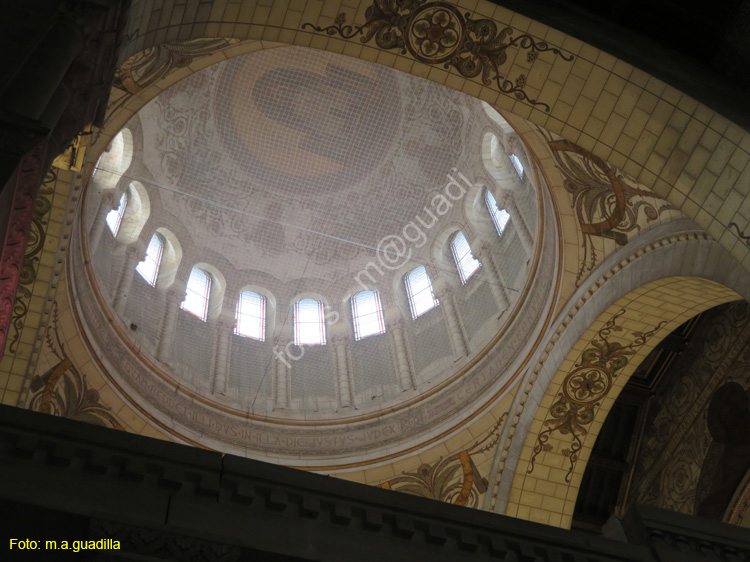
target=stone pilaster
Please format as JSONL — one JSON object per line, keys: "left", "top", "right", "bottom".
{"left": 504, "top": 193, "right": 533, "bottom": 256}
{"left": 112, "top": 244, "right": 143, "bottom": 317}
{"left": 334, "top": 337, "right": 353, "bottom": 409}
{"left": 273, "top": 340, "right": 290, "bottom": 410}
{"left": 156, "top": 283, "right": 186, "bottom": 364}
{"left": 438, "top": 288, "right": 469, "bottom": 358}
{"left": 476, "top": 243, "right": 510, "bottom": 311}
{"left": 390, "top": 320, "right": 415, "bottom": 391}
{"left": 88, "top": 190, "right": 116, "bottom": 256}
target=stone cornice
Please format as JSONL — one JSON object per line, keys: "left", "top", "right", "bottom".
{"left": 0, "top": 404, "right": 712, "bottom": 562}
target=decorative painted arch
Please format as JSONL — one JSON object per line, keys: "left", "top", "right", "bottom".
{"left": 488, "top": 228, "right": 750, "bottom": 527}
{"left": 100, "top": 0, "right": 750, "bottom": 275}
{"left": 10, "top": 0, "right": 749, "bottom": 532}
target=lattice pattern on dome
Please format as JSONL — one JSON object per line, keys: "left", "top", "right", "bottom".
{"left": 85, "top": 44, "right": 544, "bottom": 422}
{"left": 136, "top": 46, "right": 485, "bottom": 286}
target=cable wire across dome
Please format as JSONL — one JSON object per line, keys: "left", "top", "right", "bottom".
{"left": 77, "top": 45, "right": 556, "bottom": 464}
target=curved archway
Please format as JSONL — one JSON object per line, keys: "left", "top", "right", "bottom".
{"left": 117, "top": 181, "right": 150, "bottom": 245}
{"left": 91, "top": 128, "right": 133, "bottom": 191}
{"left": 488, "top": 226, "right": 749, "bottom": 526}
{"left": 153, "top": 227, "right": 183, "bottom": 290}
{"left": 10, "top": 4, "right": 749, "bottom": 517}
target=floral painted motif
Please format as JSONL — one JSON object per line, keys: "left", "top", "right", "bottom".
{"left": 380, "top": 414, "right": 505, "bottom": 507}
{"left": 302, "top": 1, "right": 574, "bottom": 111}
{"left": 28, "top": 301, "right": 123, "bottom": 429}
{"left": 528, "top": 309, "right": 666, "bottom": 482}
{"left": 547, "top": 137, "right": 677, "bottom": 286}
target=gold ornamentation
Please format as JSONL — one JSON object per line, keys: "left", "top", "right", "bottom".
{"left": 380, "top": 414, "right": 505, "bottom": 507}
{"left": 28, "top": 302, "right": 123, "bottom": 429}
{"left": 302, "top": 1, "right": 574, "bottom": 111}
{"left": 547, "top": 138, "right": 676, "bottom": 286}
{"left": 528, "top": 309, "right": 666, "bottom": 482}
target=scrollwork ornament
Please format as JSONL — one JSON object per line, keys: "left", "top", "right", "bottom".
{"left": 563, "top": 366, "right": 611, "bottom": 403}
{"left": 528, "top": 309, "right": 667, "bottom": 481}
{"left": 302, "top": 1, "right": 574, "bottom": 111}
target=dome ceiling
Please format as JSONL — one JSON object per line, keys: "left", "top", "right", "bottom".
{"left": 78, "top": 45, "right": 558, "bottom": 467}
{"left": 135, "top": 46, "right": 490, "bottom": 281}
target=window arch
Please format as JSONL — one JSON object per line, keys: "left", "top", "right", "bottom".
{"left": 489, "top": 133, "right": 503, "bottom": 168}
{"left": 351, "top": 290, "right": 386, "bottom": 340}
{"left": 135, "top": 232, "right": 164, "bottom": 287}
{"left": 181, "top": 267, "right": 211, "bottom": 321}
{"left": 92, "top": 129, "right": 133, "bottom": 190}
{"left": 106, "top": 192, "right": 128, "bottom": 237}
{"left": 235, "top": 290, "right": 266, "bottom": 341}
{"left": 405, "top": 266, "right": 439, "bottom": 319}
{"left": 451, "top": 232, "right": 481, "bottom": 284}
{"left": 510, "top": 153, "right": 524, "bottom": 178}
{"left": 485, "top": 189, "right": 510, "bottom": 237}
{"left": 294, "top": 298, "right": 326, "bottom": 346}
{"left": 117, "top": 181, "right": 150, "bottom": 245}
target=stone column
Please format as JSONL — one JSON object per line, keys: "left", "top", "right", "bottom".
{"left": 112, "top": 244, "right": 143, "bottom": 317}
{"left": 88, "top": 190, "right": 116, "bottom": 256}
{"left": 504, "top": 193, "right": 533, "bottom": 256}
{"left": 438, "top": 288, "right": 469, "bottom": 358}
{"left": 390, "top": 320, "right": 415, "bottom": 391}
{"left": 273, "top": 340, "right": 291, "bottom": 410}
{"left": 476, "top": 243, "right": 510, "bottom": 311}
{"left": 212, "top": 310, "right": 234, "bottom": 396}
{"left": 334, "top": 337, "right": 353, "bottom": 408}
{"left": 156, "top": 283, "right": 186, "bottom": 364}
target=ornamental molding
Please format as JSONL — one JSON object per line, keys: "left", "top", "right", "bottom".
{"left": 302, "top": 1, "right": 574, "bottom": 112}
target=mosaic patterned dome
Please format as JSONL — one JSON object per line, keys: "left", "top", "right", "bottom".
{"left": 76, "top": 46, "right": 558, "bottom": 467}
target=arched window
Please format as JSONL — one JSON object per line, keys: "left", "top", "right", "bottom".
{"left": 351, "top": 290, "right": 385, "bottom": 340}
{"left": 235, "top": 291, "right": 266, "bottom": 341}
{"left": 485, "top": 190, "right": 510, "bottom": 237}
{"left": 294, "top": 298, "right": 326, "bottom": 346}
{"left": 106, "top": 192, "right": 128, "bottom": 237}
{"left": 92, "top": 129, "right": 133, "bottom": 190}
{"left": 510, "top": 153, "right": 524, "bottom": 178}
{"left": 451, "top": 232, "right": 481, "bottom": 284}
{"left": 93, "top": 130, "right": 125, "bottom": 180}
{"left": 181, "top": 267, "right": 211, "bottom": 321}
{"left": 489, "top": 133, "right": 502, "bottom": 167}
{"left": 135, "top": 233, "right": 164, "bottom": 287}
{"left": 405, "top": 266, "right": 439, "bottom": 319}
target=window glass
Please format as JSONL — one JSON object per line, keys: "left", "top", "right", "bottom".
{"left": 106, "top": 192, "right": 128, "bottom": 237}
{"left": 351, "top": 290, "right": 386, "bottom": 340}
{"left": 451, "top": 232, "right": 481, "bottom": 284}
{"left": 235, "top": 291, "right": 266, "bottom": 341}
{"left": 510, "top": 153, "right": 524, "bottom": 178}
{"left": 485, "top": 190, "right": 510, "bottom": 237}
{"left": 294, "top": 298, "right": 326, "bottom": 345}
{"left": 181, "top": 267, "right": 211, "bottom": 321}
{"left": 135, "top": 233, "right": 164, "bottom": 286}
{"left": 405, "top": 266, "right": 439, "bottom": 319}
